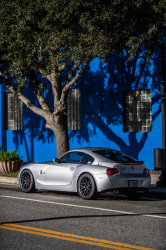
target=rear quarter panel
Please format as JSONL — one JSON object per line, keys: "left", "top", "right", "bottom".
{"left": 74, "top": 164, "right": 110, "bottom": 192}
{"left": 74, "top": 164, "right": 107, "bottom": 177}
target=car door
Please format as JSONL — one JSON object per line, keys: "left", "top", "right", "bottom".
{"left": 46, "top": 151, "right": 85, "bottom": 186}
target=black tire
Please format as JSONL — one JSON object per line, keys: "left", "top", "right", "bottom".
{"left": 77, "top": 173, "right": 97, "bottom": 200}
{"left": 20, "top": 169, "right": 36, "bottom": 193}
{"left": 125, "top": 192, "right": 145, "bottom": 200}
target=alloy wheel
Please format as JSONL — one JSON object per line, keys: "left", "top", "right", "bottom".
{"left": 20, "top": 172, "right": 31, "bottom": 191}
{"left": 79, "top": 176, "right": 93, "bottom": 197}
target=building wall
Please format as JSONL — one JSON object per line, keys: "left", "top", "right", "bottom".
{"left": 0, "top": 48, "right": 163, "bottom": 169}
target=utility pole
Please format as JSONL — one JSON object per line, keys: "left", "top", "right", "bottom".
{"left": 156, "top": 43, "right": 166, "bottom": 187}
{"left": 161, "top": 43, "right": 166, "bottom": 150}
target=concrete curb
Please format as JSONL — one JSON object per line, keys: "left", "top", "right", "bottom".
{"left": 0, "top": 176, "right": 18, "bottom": 185}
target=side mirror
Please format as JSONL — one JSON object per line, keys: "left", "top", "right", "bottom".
{"left": 53, "top": 158, "right": 59, "bottom": 163}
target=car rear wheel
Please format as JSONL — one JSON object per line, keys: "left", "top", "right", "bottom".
{"left": 20, "top": 169, "right": 36, "bottom": 193}
{"left": 125, "top": 192, "right": 145, "bottom": 199}
{"left": 78, "top": 173, "right": 97, "bottom": 200}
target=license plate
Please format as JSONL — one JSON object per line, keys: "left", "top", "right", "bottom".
{"left": 128, "top": 180, "right": 138, "bottom": 187}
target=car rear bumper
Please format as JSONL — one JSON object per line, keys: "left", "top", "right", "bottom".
{"left": 102, "top": 187, "right": 149, "bottom": 194}
{"left": 94, "top": 173, "right": 151, "bottom": 193}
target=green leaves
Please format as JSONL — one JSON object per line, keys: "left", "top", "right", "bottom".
{"left": 0, "top": 0, "right": 165, "bottom": 95}
{"left": 0, "top": 147, "right": 19, "bottom": 162}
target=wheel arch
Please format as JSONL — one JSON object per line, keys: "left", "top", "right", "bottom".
{"left": 19, "top": 166, "right": 34, "bottom": 176}
{"left": 76, "top": 171, "right": 98, "bottom": 193}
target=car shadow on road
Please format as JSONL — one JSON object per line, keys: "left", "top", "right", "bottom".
{"left": 0, "top": 185, "right": 166, "bottom": 201}
{"left": 38, "top": 190, "right": 166, "bottom": 201}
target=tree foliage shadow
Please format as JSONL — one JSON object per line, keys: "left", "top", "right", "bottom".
{"left": 12, "top": 64, "right": 75, "bottom": 161}
{"left": 12, "top": 47, "right": 161, "bottom": 161}
{"left": 69, "top": 47, "right": 161, "bottom": 160}
{"left": 3, "top": 211, "right": 166, "bottom": 225}
{"left": 12, "top": 79, "right": 54, "bottom": 161}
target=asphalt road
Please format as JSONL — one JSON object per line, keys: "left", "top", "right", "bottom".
{"left": 0, "top": 183, "right": 166, "bottom": 250}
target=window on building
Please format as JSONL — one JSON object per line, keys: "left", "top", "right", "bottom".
{"left": 5, "top": 93, "right": 23, "bottom": 130}
{"left": 66, "top": 88, "right": 81, "bottom": 130}
{"left": 123, "top": 89, "right": 152, "bottom": 132}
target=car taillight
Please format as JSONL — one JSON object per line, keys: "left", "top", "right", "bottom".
{"left": 143, "top": 168, "right": 150, "bottom": 176}
{"left": 107, "top": 168, "right": 119, "bottom": 176}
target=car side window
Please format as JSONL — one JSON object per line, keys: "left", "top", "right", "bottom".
{"left": 80, "top": 154, "right": 94, "bottom": 165}
{"left": 59, "top": 152, "right": 85, "bottom": 164}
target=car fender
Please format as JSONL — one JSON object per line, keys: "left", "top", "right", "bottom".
{"left": 18, "top": 164, "right": 47, "bottom": 187}
{"left": 75, "top": 165, "right": 108, "bottom": 192}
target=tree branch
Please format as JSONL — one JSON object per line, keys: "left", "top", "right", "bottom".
{"left": 52, "top": 57, "right": 92, "bottom": 116}
{"left": 58, "top": 57, "right": 74, "bottom": 72}
{"left": 36, "top": 95, "right": 51, "bottom": 112}
{"left": 29, "top": 70, "right": 51, "bottom": 112}
{"left": 0, "top": 76, "right": 51, "bottom": 119}
{"left": 48, "top": 71, "right": 62, "bottom": 109}
{"left": 64, "top": 59, "right": 82, "bottom": 85}
{"left": 45, "top": 122, "right": 53, "bottom": 130}
{"left": 60, "top": 56, "right": 93, "bottom": 103}
{"left": 29, "top": 64, "right": 45, "bottom": 75}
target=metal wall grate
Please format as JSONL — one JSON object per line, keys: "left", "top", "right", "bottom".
{"left": 124, "top": 89, "right": 152, "bottom": 132}
{"left": 5, "top": 93, "right": 23, "bottom": 130}
{"left": 66, "top": 88, "right": 81, "bottom": 130}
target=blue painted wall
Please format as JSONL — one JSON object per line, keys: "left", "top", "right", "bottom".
{"left": 69, "top": 48, "right": 162, "bottom": 169}
{"left": 0, "top": 48, "right": 162, "bottom": 169}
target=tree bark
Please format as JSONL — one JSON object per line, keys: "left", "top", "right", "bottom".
{"left": 54, "top": 123, "right": 69, "bottom": 158}
{"left": 46, "top": 113, "right": 69, "bottom": 158}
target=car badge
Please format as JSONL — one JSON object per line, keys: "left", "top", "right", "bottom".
{"left": 131, "top": 166, "right": 134, "bottom": 170}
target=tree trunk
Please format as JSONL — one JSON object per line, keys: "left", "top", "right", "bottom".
{"left": 49, "top": 113, "right": 69, "bottom": 158}
{"left": 54, "top": 125, "right": 69, "bottom": 158}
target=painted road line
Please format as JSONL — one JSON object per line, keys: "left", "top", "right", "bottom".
{"left": 0, "top": 222, "right": 155, "bottom": 250}
{"left": 0, "top": 195, "right": 166, "bottom": 219}
{"left": 0, "top": 223, "right": 157, "bottom": 250}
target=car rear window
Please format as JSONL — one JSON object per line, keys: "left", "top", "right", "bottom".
{"left": 93, "top": 150, "right": 136, "bottom": 162}
{"left": 80, "top": 154, "right": 94, "bottom": 164}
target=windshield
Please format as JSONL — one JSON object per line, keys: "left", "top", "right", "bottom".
{"left": 94, "top": 150, "right": 136, "bottom": 162}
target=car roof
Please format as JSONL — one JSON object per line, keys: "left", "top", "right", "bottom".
{"left": 70, "top": 147, "right": 111, "bottom": 152}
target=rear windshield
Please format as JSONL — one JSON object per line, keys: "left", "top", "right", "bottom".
{"left": 93, "top": 150, "right": 136, "bottom": 162}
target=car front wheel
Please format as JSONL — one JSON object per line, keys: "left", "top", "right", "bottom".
{"left": 77, "top": 173, "right": 97, "bottom": 200}
{"left": 20, "top": 169, "right": 36, "bottom": 193}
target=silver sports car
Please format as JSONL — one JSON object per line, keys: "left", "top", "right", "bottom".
{"left": 18, "top": 147, "right": 151, "bottom": 199}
